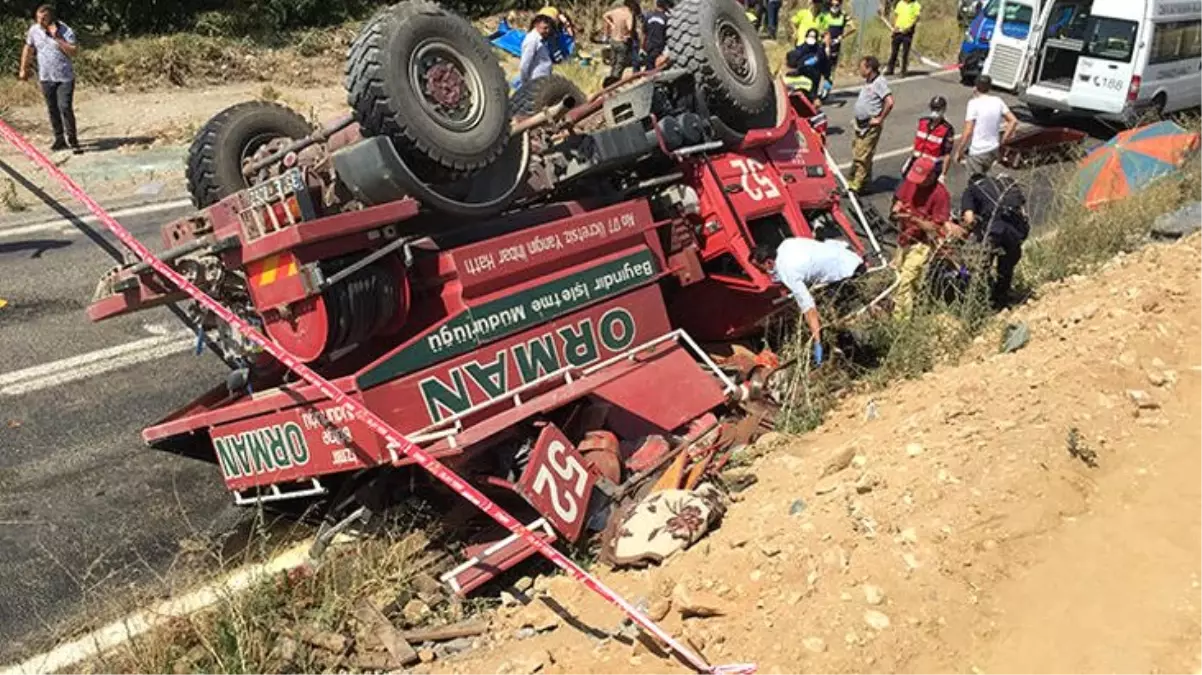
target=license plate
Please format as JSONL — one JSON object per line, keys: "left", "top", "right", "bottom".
{"left": 516, "top": 424, "right": 601, "bottom": 542}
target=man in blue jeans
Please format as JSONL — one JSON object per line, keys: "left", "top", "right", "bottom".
{"left": 19, "top": 4, "right": 81, "bottom": 153}
{"left": 753, "top": 0, "right": 783, "bottom": 39}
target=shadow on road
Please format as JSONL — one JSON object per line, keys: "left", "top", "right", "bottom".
{"left": 0, "top": 239, "right": 72, "bottom": 258}
{"left": 0, "top": 157, "right": 125, "bottom": 260}
{"left": 79, "top": 136, "right": 158, "bottom": 153}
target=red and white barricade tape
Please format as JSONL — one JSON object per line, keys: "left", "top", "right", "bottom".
{"left": 0, "top": 119, "right": 754, "bottom": 675}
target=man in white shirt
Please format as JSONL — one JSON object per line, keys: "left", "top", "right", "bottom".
{"left": 954, "top": 74, "right": 1018, "bottom": 177}
{"left": 750, "top": 237, "right": 865, "bottom": 366}
{"left": 518, "top": 12, "right": 555, "bottom": 88}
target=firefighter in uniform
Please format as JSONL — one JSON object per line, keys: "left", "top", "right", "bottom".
{"left": 783, "top": 28, "right": 832, "bottom": 101}
{"left": 903, "top": 95, "right": 955, "bottom": 183}
{"left": 819, "top": 0, "right": 854, "bottom": 72}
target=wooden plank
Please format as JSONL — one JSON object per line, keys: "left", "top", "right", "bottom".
{"left": 353, "top": 598, "right": 420, "bottom": 668}
{"left": 400, "top": 620, "right": 489, "bottom": 644}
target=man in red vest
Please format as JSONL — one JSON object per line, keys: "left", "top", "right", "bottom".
{"left": 903, "top": 95, "right": 955, "bottom": 183}
{"left": 890, "top": 155, "right": 964, "bottom": 316}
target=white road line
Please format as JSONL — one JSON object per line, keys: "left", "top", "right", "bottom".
{"left": 0, "top": 198, "right": 192, "bottom": 239}
{"left": 836, "top": 142, "right": 919, "bottom": 171}
{"left": 832, "top": 67, "right": 960, "bottom": 95}
{"left": 1, "top": 534, "right": 354, "bottom": 675}
{"left": 0, "top": 332, "right": 194, "bottom": 396}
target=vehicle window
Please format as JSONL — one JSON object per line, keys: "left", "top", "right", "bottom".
{"left": 985, "top": 0, "right": 1033, "bottom": 23}
{"left": 1083, "top": 17, "right": 1139, "bottom": 62}
{"left": 1151, "top": 20, "right": 1202, "bottom": 65}
{"left": 1007, "top": 6, "right": 1033, "bottom": 23}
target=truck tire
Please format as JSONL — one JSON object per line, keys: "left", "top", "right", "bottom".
{"left": 185, "top": 101, "right": 313, "bottom": 208}
{"left": 666, "top": 0, "right": 773, "bottom": 127}
{"left": 345, "top": 1, "right": 510, "bottom": 176}
{"left": 511, "top": 74, "right": 586, "bottom": 118}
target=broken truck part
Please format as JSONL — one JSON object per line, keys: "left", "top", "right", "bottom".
{"left": 83, "top": 0, "right": 885, "bottom": 598}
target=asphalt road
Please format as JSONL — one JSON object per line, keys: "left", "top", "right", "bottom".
{"left": 821, "top": 69, "right": 1087, "bottom": 224}
{"left": 0, "top": 197, "right": 240, "bottom": 661}
{"left": 0, "top": 68, "right": 1090, "bottom": 664}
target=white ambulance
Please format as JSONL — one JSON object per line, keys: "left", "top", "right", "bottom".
{"left": 981, "top": 0, "right": 1201, "bottom": 123}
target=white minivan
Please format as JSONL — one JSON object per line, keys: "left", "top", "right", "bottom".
{"left": 981, "top": 0, "right": 1202, "bottom": 123}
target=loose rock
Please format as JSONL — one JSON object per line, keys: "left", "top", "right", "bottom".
{"left": 648, "top": 596, "right": 672, "bottom": 621}
{"left": 673, "top": 584, "right": 728, "bottom": 618}
{"left": 820, "top": 446, "right": 857, "bottom": 477}
{"left": 1127, "top": 389, "right": 1161, "bottom": 409}
{"left": 862, "top": 584, "right": 886, "bottom": 606}
{"left": 864, "top": 609, "right": 892, "bottom": 630}
{"left": 803, "top": 637, "right": 828, "bottom": 653}
{"left": 896, "top": 527, "right": 918, "bottom": 545}
{"left": 757, "top": 431, "right": 786, "bottom": 448}
{"left": 906, "top": 443, "right": 924, "bottom": 458}
{"left": 855, "top": 471, "right": 883, "bottom": 494}
{"left": 814, "top": 476, "right": 842, "bottom": 496}
{"left": 403, "top": 598, "right": 433, "bottom": 624}
{"left": 498, "top": 649, "right": 552, "bottom": 674}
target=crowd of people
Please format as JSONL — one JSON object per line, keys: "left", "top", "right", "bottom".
{"left": 516, "top": 0, "right": 673, "bottom": 90}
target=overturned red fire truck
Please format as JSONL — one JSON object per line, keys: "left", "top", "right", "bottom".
{"left": 86, "top": 0, "right": 885, "bottom": 592}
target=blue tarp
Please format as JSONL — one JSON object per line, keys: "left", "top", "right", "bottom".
{"left": 489, "top": 19, "right": 576, "bottom": 62}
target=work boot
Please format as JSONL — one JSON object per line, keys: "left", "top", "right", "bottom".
{"left": 69, "top": 138, "right": 82, "bottom": 154}
{"left": 50, "top": 138, "right": 68, "bottom": 152}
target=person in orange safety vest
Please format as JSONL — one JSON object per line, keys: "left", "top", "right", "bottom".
{"left": 903, "top": 95, "right": 955, "bottom": 183}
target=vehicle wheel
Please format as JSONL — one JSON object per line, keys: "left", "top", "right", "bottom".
{"left": 666, "top": 0, "right": 773, "bottom": 128}
{"left": 185, "top": 101, "right": 313, "bottom": 208}
{"left": 1150, "top": 94, "right": 1168, "bottom": 122}
{"left": 346, "top": 1, "right": 510, "bottom": 176}
{"left": 1029, "top": 104, "right": 1055, "bottom": 124}
{"left": 511, "top": 74, "right": 586, "bottom": 118}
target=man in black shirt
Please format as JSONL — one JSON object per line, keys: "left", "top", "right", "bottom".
{"left": 638, "top": 0, "right": 670, "bottom": 71}
{"left": 960, "top": 171, "right": 1030, "bottom": 308}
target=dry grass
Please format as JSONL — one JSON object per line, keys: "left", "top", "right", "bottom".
{"left": 77, "top": 502, "right": 470, "bottom": 674}
{"left": 0, "top": 177, "right": 30, "bottom": 212}
{"left": 1020, "top": 132, "right": 1202, "bottom": 287}
{"left": 775, "top": 135, "right": 1202, "bottom": 433}
{"left": 72, "top": 31, "right": 348, "bottom": 90}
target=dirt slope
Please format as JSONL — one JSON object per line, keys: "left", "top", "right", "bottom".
{"left": 421, "top": 236, "right": 1202, "bottom": 675}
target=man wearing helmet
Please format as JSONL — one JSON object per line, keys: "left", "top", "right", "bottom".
{"left": 904, "top": 95, "right": 955, "bottom": 183}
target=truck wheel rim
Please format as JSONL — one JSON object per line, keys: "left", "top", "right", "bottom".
{"left": 410, "top": 40, "right": 485, "bottom": 132}
{"left": 239, "top": 133, "right": 289, "bottom": 182}
{"left": 715, "top": 18, "right": 756, "bottom": 86}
